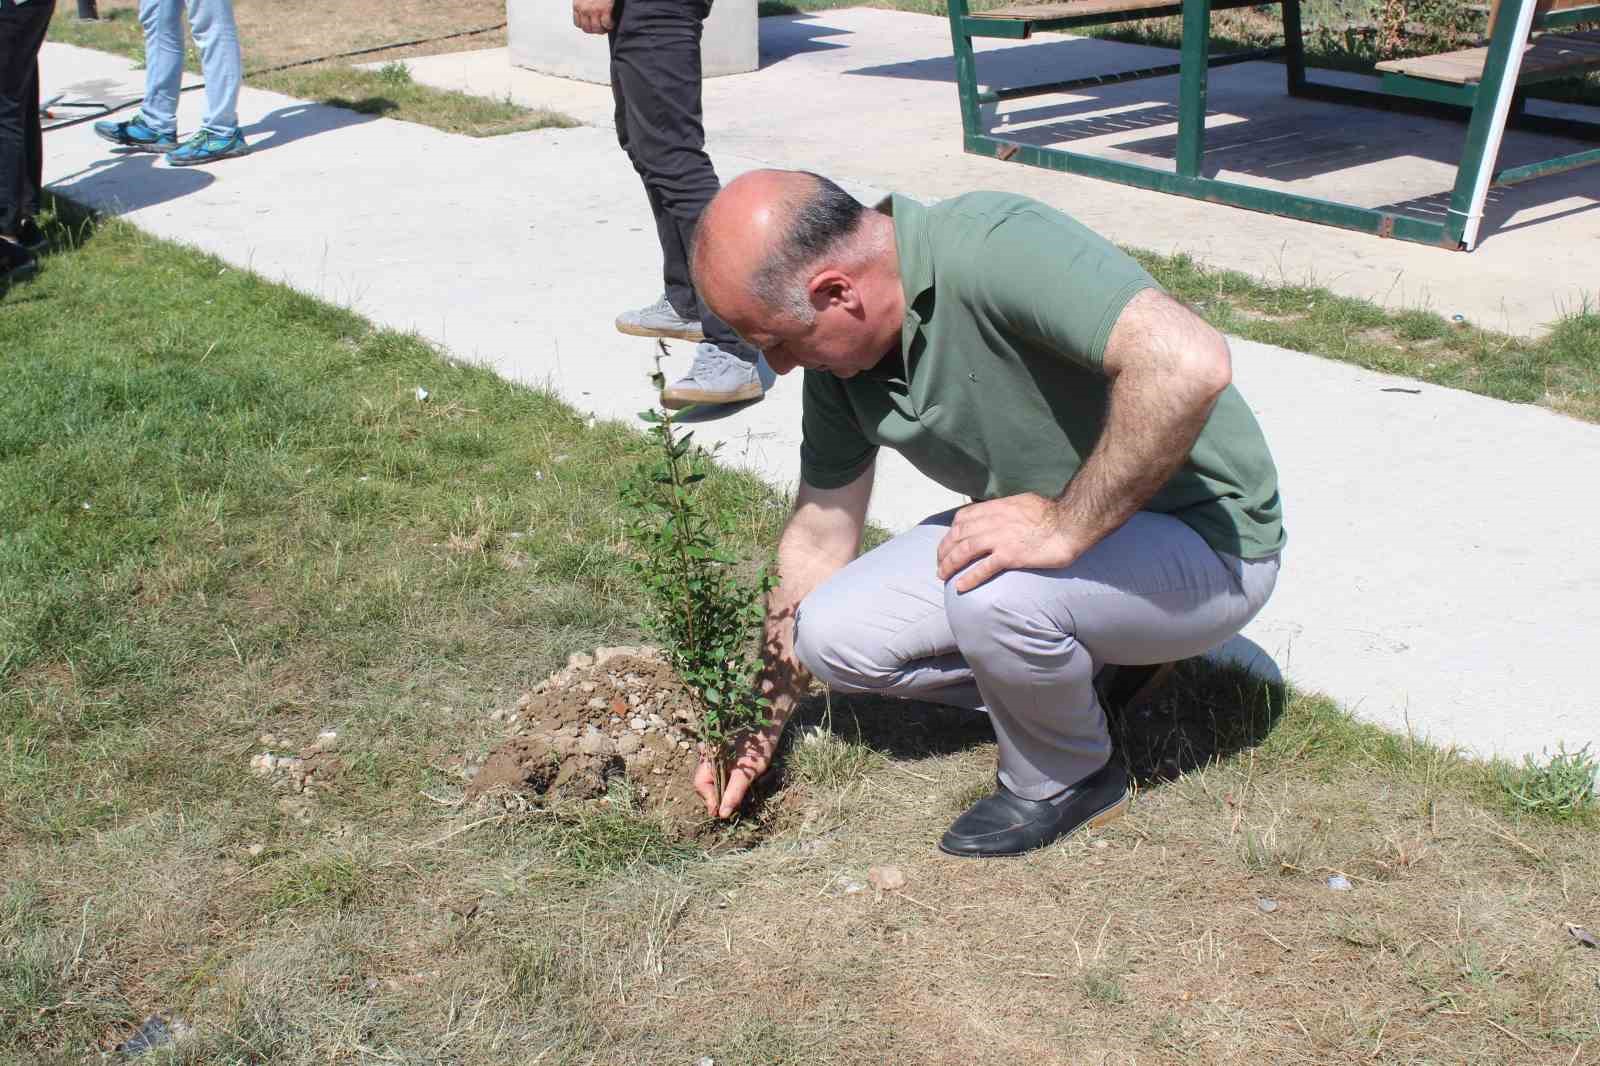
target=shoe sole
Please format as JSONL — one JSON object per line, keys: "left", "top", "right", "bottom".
{"left": 936, "top": 793, "right": 1129, "bottom": 859}
{"left": 93, "top": 131, "right": 174, "bottom": 153}
{"left": 659, "top": 383, "right": 763, "bottom": 410}
{"left": 166, "top": 149, "right": 251, "bottom": 167}
{"left": 616, "top": 321, "right": 705, "bottom": 342}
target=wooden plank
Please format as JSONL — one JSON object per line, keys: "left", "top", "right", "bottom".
{"left": 1375, "top": 29, "right": 1600, "bottom": 83}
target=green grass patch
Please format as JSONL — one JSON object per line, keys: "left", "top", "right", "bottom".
{"left": 250, "top": 63, "right": 575, "bottom": 137}
{"left": 46, "top": 15, "right": 574, "bottom": 137}
{"left": 1135, "top": 249, "right": 1600, "bottom": 422}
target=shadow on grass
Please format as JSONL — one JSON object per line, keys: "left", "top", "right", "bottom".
{"left": 1108, "top": 658, "right": 1287, "bottom": 787}
{"left": 778, "top": 656, "right": 1287, "bottom": 790}
{"left": 319, "top": 96, "right": 400, "bottom": 117}
{"left": 0, "top": 193, "right": 107, "bottom": 306}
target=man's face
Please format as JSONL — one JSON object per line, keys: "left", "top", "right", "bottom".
{"left": 723, "top": 282, "right": 886, "bottom": 379}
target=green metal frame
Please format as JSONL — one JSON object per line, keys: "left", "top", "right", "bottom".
{"left": 943, "top": 0, "right": 1600, "bottom": 250}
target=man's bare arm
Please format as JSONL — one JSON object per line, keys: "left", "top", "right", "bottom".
{"left": 937, "top": 289, "right": 1231, "bottom": 590}
{"left": 696, "top": 461, "right": 875, "bottom": 816}
{"left": 1052, "top": 289, "right": 1231, "bottom": 550}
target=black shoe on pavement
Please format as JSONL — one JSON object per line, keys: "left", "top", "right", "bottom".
{"left": 1, "top": 239, "right": 37, "bottom": 284}
{"left": 938, "top": 758, "right": 1129, "bottom": 858}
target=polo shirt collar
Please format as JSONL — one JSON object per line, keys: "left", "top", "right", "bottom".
{"left": 878, "top": 194, "right": 934, "bottom": 322}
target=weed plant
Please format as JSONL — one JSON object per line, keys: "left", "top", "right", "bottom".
{"left": 1497, "top": 744, "right": 1598, "bottom": 819}
{"left": 621, "top": 346, "right": 776, "bottom": 804}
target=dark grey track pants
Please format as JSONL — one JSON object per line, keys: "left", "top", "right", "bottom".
{"left": 608, "top": 0, "right": 756, "bottom": 363}
{"left": 794, "top": 509, "right": 1280, "bottom": 799}
{"left": 0, "top": 0, "right": 53, "bottom": 236}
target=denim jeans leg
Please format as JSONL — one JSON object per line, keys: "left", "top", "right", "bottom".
{"left": 185, "top": 0, "right": 242, "bottom": 136}
{"left": 137, "top": 0, "right": 185, "bottom": 136}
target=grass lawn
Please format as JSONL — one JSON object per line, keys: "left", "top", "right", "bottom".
{"left": 3, "top": 207, "right": 1598, "bottom": 1064}
{"left": 46, "top": 0, "right": 573, "bottom": 137}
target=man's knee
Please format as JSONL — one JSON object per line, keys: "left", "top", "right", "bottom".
{"left": 943, "top": 570, "right": 1063, "bottom": 651}
{"left": 793, "top": 582, "right": 896, "bottom": 694}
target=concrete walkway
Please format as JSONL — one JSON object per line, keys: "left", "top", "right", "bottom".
{"left": 402, "top": 9, "right": 1600, "bottom": 338}
{"left": 35, "top": 32, "right": 1600, "bottom": 764}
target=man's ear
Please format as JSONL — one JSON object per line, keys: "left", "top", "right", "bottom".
{"left": 808, "top": 269, "right": 861, "bottom": 314}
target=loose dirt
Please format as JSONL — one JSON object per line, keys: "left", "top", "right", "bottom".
{"left": 466, "top": 647, "right": 719, "bottom": 834}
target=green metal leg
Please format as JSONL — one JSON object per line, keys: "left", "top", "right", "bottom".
{"left": 945, "top": 0, "right": 985, "bottom": 141}
{"left": 1444, "top": 0, "right": 1535, "bottom": 247}
{"left": 1175, "top": 0, "right": 1213, "bottom": 176}
{"left": 1281, "top": 0, "right": 1307, "bottom": 96}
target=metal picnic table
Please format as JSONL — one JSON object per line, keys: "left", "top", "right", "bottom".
{"left": 944, "top": 0, "right": 1600, "bottom": 249}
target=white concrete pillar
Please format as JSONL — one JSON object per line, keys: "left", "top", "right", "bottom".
{"left": 507, "top": 0, "right": 759, "bottom": 84}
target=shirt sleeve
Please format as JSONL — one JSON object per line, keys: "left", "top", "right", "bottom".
{"left": 799, "top": 369, "right": 878, "bottom": 489}
{"left": 970, "top": 207, "right": 1159, "bottom": 370}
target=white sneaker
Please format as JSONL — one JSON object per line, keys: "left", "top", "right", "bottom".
{"left": 660, "top": 343, "right": 765, "bottom": 409}
{"left": 616, "top": 295, "right": 704, "bottom": 342}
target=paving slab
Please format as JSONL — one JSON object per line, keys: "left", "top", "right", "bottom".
{"left": 35, "top": 39, "right": 1600, "bottom": 764}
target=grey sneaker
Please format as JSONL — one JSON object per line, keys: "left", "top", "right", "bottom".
{"left": 616, "top": 295, "right": 704, "bottom": 341}
{"left": 660, "top": 343, "right": 764, "bottom": 409}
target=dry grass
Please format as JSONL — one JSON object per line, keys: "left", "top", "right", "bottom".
{"left": 5, "top": 211, "right": 1599, "bottom": 1066}
{"left": 60, "top": 0, "right": 509, "bottom": 71}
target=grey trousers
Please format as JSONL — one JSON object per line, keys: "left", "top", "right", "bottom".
{"left": 793, "top": 510, "right": 1280, "bottom": 800}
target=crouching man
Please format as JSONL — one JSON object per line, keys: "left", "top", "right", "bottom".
{"left": 691, "top": 169, "right": 1284, "bottom": 857}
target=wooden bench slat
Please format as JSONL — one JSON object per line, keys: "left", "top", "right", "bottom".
{"left": 1375, "top": 29, "right": 1600, "bottom": 84}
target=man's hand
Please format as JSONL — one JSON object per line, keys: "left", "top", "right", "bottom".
{"left": 572, "top": 0, "right": 615, "bottom": 34}
{"left": 936, "top": 492, "right": 1084, "bottom": 592}
{"left": 695, "top": 716, "right": 786, "bottom": 819}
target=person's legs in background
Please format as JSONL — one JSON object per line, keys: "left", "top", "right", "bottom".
{"left": 163, "top": 0, "right": 248, "bottom": 164}
{"left": 135, "top": 0, "right": 184, "bottom": 138}
{"left": 1, "top": 0, "right": 55, "bottom": 280}
{"left": 609, "top": 0, "right": 763, "bottom": 408}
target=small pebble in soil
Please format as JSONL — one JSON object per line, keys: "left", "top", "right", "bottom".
{"left": 1257, "top": 898, "right": 1279, "bottom": 913}
{"left": 1326, "top": 875, "right": 1352, "bottom": 891}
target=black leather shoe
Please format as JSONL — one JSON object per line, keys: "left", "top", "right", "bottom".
{"left": 939, "top": 759, "right": 1129, "bottom": 858}
{"left": 14, "top": 218, "right": 47, "bottom": 255}
{"left": 0, "top": 239, "right": 37, "bottom": 285}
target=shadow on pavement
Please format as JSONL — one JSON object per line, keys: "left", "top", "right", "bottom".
{"left": 47, "top": 100, "right": 385, "bottom": 216}
{"left": 759, "top": 12, "right": 853, "bottom": 69}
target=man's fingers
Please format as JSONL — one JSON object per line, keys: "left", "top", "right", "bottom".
{"left": 718, "top": 767, "right": 755, "bottom": 819}
{"left": 693, "top": 759, "right": 719, "bottom": 815}
{"left": 938, "top": 534, "right": 993, "bottom": 582}
{"left": 954, "top": 553, "right": 1004, "bottom": 593}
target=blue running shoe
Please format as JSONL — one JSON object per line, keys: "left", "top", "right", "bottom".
{"left": 93, "top": 113, "right": 177, "bottom": 153}
{"left": 166, "top": 129, "right": 251, "bottom": 167}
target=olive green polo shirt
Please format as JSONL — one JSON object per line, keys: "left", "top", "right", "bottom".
{"left": 798, "top": 192, "right": 1285, "bottom": 560}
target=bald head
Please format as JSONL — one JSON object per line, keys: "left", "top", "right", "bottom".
{"left": 694, "top": 169, "right": 883, "bottom": 325}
